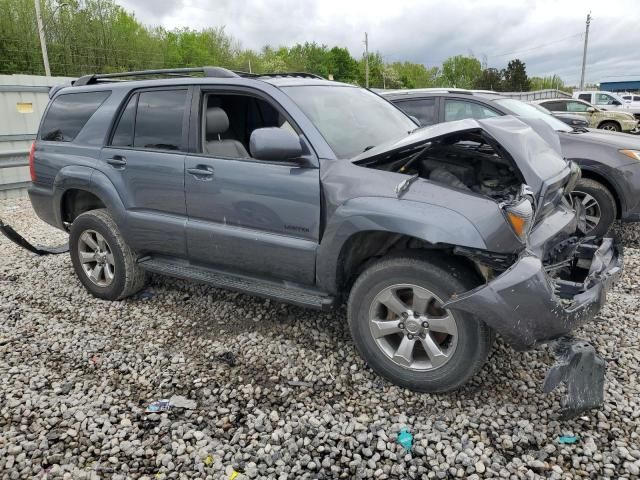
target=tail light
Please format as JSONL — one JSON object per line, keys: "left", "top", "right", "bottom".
{"left": 29, "top": 142, "right": 36, "bottom": 182}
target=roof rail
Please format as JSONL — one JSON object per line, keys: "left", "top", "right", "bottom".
{"left": 73, "top": 66, "right": 239, "bottom": 86}
{"left": 243, "top": 72, "right": 325, "bottom": 80}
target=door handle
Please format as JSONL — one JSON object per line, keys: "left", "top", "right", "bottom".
{"left": 107, "top": 156, "right": 127, "bottom": 168}
{"left": 187, "top": 166, "right": 214, "bottom": 179}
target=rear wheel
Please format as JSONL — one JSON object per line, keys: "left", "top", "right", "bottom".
{"left": 568, "top": 178, "right": 616, "bottom": 237}
{"left": 598, "top": 121, "right": 621, "bottom": 132}
{"left": 347, "top": 254, "right": 494, "bottom": 393}
{"left": 69, "top": 209, "right": 146, "bottom": 300}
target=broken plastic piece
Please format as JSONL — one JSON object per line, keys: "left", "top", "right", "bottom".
{"left": 544, "top": 337, "right": 605, "bottom": 418}
{"left": 0, "top": 218, "right": 69, "bottom": 255}
{"left": 204, "top": 455, "right": 214, "bottom": 466}
{"left": 146, "top": 399, "right": 172, "bottom": 413}
{"left": 229, "top": 470, "right": 239, "bottom": 480}
{"left": 217, "top": 351, "right": 237, "bottom": 367}
{"left": 558, "top": 435, "right": 579, "bottom": 444}
{"left": 397, "top": 427, "right": 413, "bottom": 451}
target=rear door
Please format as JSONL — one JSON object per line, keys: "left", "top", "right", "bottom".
{"left": 183, "top": 86, "right": 321, "bottom": 285}
{"left": 99, "top": 87, "right": 190, "bottom": 257}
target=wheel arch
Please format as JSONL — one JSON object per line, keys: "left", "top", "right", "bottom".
{"left": 316, "top": 198, "right": 489, "bottom": 297}
{"left": 596, "top": 119, "right": 621, "bottom": 131}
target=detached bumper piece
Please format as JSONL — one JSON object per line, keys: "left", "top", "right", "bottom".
{"left": 444, "top": 237, "right": 622, "bottom": 349}
{"left": 544, "top": 337, "right": 605, "bottom": 418}
{"left": 444, "top": 237, "right": 622, "bottom": 413}
{"left": 0, "top": 218, "right": 68, "bottom": 255}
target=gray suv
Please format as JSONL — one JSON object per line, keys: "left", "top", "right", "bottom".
{"left": 23, "top": 68, "right": 621, "bottom": 412}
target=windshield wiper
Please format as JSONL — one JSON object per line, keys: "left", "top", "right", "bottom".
{"left": 395, "top": 173, "right": 420, "bottom": 198}
{"left": 363, "top": 145, "right": 375, "bottom": 152}
{"left": 569, "top": 127, "right": 589, "bottom": 133}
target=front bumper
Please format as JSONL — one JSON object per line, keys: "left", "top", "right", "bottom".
{"left": 444, "top": 237, "right": 623, "bottom": 350}
{"left": 622, "top": 119, "right": 639, "bottom": 132}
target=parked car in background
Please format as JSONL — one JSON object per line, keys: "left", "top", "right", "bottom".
{"left": 573, "top": 90, "right": 640, "bottom": 120}
{"left": 529, "top": 102, "right": 589, "bottom": 128}
{"left": 15, "top": 68, "right": 622, "bottom": 410}
{"left": 534, "top": 98, "right": 638, "bottom": 132}
{"left": 620, "top": 93, "right": 640, "bottom": 107}
{"left": 382, "top": 88, "right": 640, "bottom": 236}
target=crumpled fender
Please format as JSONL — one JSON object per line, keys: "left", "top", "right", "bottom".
{"left": 316, "top": 196, "right": 488, "bottom": 293}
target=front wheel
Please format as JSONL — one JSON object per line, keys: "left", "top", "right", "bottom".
{"left": 598, "top": 121, "right": 621, "bottom": 132}
{"left": 347, "top": 254, "right": 494, "bottom": 393}
{"left": 69, "top": 209, "right": 146, "bottom": 300}
{"left": 568, "top": 178, "right": 617, "bottom": 237}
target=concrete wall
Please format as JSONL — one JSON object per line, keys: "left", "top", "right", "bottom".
{"left": 0, "top": 74, "right": 74, "bottom": 199}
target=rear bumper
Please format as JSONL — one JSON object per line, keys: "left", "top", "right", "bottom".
{"left": 444, "top": 237, "right": 622, "bottom": 350}
{"left": 28, "top": 184, "right": 62, "bottom": 230}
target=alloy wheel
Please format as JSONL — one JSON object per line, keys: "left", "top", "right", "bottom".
{"left": 569, "top": 190, "right": 602, "bottom": 232}
{"left": 368, "top": 283, "right": 458, "bottom": 371}
{"left": 78, "top": 229, "right": 115, "bottom": 287}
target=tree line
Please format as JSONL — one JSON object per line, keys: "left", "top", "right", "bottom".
{"left": 0, "top": 0, "right": 567, "bottom": 92}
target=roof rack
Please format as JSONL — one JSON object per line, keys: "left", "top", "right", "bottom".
{"left": 237, "top": 72, "right": 325, "bottom": 80}
{"left": 73, "top": 66, "right": 240, "bottom": 86}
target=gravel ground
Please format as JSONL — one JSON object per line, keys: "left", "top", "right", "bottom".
{"left": 1, "top": 196, "right": 639, "bottom": 480}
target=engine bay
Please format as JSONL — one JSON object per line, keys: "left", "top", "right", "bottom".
{"left": 360, "top": 130, "right": 525, "bottom": 202}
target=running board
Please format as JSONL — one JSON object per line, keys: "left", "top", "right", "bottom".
{"left": 138, "top": 257, "right": 335, "bottom": 310}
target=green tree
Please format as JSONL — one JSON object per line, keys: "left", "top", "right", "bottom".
{"left": 327, "top": 46, "right": 358, "bottom": 82}
{"left": 501, "top": 59, "right": 531, "bottom": 92}
{"left": 474, "top": 68, "right": 503, "bottom": 91}
{"left": 439, "top": 55, "right": 482, "bottom": 89}
{"left": 529, "top": 74, "right": 566, "bottom": 92}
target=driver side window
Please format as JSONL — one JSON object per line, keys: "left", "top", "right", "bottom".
{"left": 201, "top": 93, "right": 295, "bottom": 159}
{"left": 566, "top": 101, "right": 589, "bottom": 113}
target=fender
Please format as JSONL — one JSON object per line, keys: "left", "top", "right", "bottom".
{"left": 51, "top": 166, "right": 129, "bottom": 238}
{"left": 316, "top": 196, "right": 488, "bottom": 294}
{"left": 570, "top": 159, "right": 626, "bottom": 213}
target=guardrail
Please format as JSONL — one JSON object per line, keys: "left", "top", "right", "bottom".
{"left": 499, "top": 89, "right": 572, "bottom": 101}
{"left": 0, "top": 149, "right": 30, "bottom": 193}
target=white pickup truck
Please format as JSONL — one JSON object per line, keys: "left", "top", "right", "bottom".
{"left": 573, "top": 91, "right": 640, "bottom": 120}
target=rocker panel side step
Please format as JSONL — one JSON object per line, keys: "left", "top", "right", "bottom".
{"left": 138, "top": 257, "right": 335, "bottom": 310}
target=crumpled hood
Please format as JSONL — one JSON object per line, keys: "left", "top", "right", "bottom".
{"left": 352, "top": 115, "right": 569, "bottom": 195}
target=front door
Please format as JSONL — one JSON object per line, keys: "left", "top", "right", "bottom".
{"left": 184, "top": 89, "right": 320, "bottom": 285}
{"left": 99, "top": 87, "right": 190, "bottom": 257}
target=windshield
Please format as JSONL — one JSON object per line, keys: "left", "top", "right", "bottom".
{"left": 495, "top": 98, "right": 572, "bottom": 132}
{"left": 282, "top": 85, "right": 416, "bottom": 159}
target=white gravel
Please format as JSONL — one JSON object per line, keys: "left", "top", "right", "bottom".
{"left": 1, "top": 195, "right": 640, "bottom": 479}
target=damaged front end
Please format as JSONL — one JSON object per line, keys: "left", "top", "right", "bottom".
{"left": 446, "top": 236, "right": 622, "bottom": 416}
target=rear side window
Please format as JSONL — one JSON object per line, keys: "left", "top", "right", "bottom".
{"left": 541, "top": 101, "right": 566, "bottom": 112}
{"left": 395, "top": 98, "right": 437, "bottom": 126}
{"left": 110, "top": 89, "right": 187, "bottom": 151}
{"left": 444, "top": 99, "right": 500, "bottom": 122}
{"left": 40, "top": 91, "right": 110, "bottom": 142}
{"left": 134, "top": 90, "right": 187, "bottom": 151}
{"left": 578, "top": 93, "right": 591, "bottom": 102}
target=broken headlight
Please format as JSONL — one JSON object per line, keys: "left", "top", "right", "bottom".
{"left": 503, "top": 197, "right": 534, "bottom": 241}
{"left": 563, "top": 161, "right": 581, "bottom": 195}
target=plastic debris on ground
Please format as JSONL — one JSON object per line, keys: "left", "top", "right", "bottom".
{"left": 558, "top": 434, "right": 579, "bottom": 444}
{"left": 217, "top": 351, "right": 237, "bottom": 367}
{"left": 203, "top": 455, "right": 214, "bottom": 466}
{"left": 145, "top": 399, "right": 172, "bottom": 413}
{"left": 397, "top": 427, "right": 413, "bottom": 451}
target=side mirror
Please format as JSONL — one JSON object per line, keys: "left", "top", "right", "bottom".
{"left": 612, "top": 100, "right": 622, "bottom": 106}
{"left": 249, "top": 127, "right": 303, "bottom": 162}
{"left": 586, "top": 107, "right": 596, "bottom": 113}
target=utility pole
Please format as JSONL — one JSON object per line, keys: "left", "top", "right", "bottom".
{"left": 364, "top": 32, "right": 369, "bottom": 88}
{"left": 579, "top": 13, "right": 591, "bottom": 90}
{"left": 34, "top": 0, "right": 51, "bottom": 76}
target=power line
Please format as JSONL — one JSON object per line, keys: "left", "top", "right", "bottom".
{"left": 488, "top": 32, "right": 583, "bottom": 58}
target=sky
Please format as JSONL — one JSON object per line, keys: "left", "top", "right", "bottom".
{"left": 116, "top": 0, "right": 640, "bottom": 85}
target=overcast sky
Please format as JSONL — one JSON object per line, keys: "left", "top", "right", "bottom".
{"left": 117, "top": 0, "right": 639, "bottom": 85}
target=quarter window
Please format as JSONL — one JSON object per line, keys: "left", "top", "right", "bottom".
{"left": 111, "top": 94, "right": 137, "bottom": 147}
{"left": 40, "top": 91, "right": 110, "bottom": 142}
{"left": 444, "top": 100, "right": 500, "bottom": 122}
{"left": 395, "top": 98, "right": 437, "bottom": 126}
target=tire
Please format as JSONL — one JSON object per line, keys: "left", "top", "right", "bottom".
{"left": 69, "top": 208, "right": 146, "bottom": 300}
{"left": 597, "top": 121, "right": 621, "bottom": 132}
{"left": 570, "top": 178, "right": 617, "bottom": 237}
{"left": 347, "top": 254, "right": 494, "bottom": 393}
